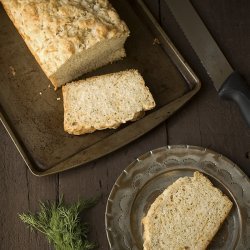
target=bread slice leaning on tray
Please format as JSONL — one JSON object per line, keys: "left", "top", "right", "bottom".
{"left": 62, "top": 70, "right": 156, "bottom": 135}
{"left": 0, "top": 0, "right": 130, "bottom": 89}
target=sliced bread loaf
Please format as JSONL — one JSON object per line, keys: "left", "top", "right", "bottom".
{"left": 142, "top": 171, "right": 233, "bottom": 250}
{"left": 1, "top": 0, "right": 129, "bottom": 89}
{"left": 62, "top": 70, "right": 156, "bottom": 135}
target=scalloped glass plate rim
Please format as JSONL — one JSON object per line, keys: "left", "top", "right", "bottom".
{"left": 105, "top": 145, "right": 250, "bottom": 250}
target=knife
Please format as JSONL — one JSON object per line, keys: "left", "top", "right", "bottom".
{"left": 165, "top": 0, "right": 250, "bottom": 126}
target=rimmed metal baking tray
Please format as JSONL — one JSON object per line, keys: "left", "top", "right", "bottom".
{"left": 0, "top": 0, "right": 201, "bottom": 176}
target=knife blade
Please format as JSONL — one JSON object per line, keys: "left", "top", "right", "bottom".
{"left": 165, "top": 0, "right": 250, "bottom": 126}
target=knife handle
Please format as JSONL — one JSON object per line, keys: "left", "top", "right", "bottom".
{"left": 219, "top": 72, "right": 250, "bottom": 126}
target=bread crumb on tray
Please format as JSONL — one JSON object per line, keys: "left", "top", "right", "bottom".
{"left": 9, "top": 66, "right": 16, "bottom": 76}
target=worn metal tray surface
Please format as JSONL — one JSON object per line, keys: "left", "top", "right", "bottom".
{"left": 106, "top": 145, "right": 250, "bottom": 249}
{"left": 0, "top": 0, "right": 200, "bottom": 176}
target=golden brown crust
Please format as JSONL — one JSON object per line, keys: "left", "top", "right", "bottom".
{"left": 1, "top": 2, "right": 52, "bottom": 82}
{"left": 1, "top": 0, "right": 129, "bottom": 88}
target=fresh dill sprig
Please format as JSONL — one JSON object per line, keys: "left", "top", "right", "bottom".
{"left": 19, "top": 196, "right": 99, "bottom": 250}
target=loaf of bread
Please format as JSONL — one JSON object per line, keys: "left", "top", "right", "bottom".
{"left": 142, "top": 171, "right": 233, "bottom": 250}
{"left": 62, "top": 69, "right": 155, "bottom": 135}
{"left": 1, "top": 0, "right": 129, "bottom": 89}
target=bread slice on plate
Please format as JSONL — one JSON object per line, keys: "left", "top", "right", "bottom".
{"left": 62, "top": 69, "right": 156, "bottom": 135}
{"left": 1, "top": 0, "right": 130, "bottom": 89}
{"left": 142, "top": 171, "right": 233, "bottom": 250}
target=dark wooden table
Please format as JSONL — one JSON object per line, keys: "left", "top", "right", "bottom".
{"left": 1, "top": 1, "right": 250, "bottom": 249}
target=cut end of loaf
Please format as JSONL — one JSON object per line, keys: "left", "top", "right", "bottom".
{"left": 50, "top": 38, "right": 128, "bottom": 90}
{"left": 142, "top": 171, "right": 233, "bottom": 250}
{"left": 62, "top": 69, "right": 156, "bottom": 135}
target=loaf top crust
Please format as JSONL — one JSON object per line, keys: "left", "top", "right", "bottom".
{"left": 1, "top": 0, "right": 129, "bottom": 76}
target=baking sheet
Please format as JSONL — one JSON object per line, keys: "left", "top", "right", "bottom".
{"left": 0, "top": 0, "right": 200, "bottom": 176}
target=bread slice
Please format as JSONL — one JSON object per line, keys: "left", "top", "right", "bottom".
{"left": 142, "top": 171, "right": 233, "bottom": 250}
{"left": 62, "top": 69, "right": 156, "bottom": 135}
{"left": 1, "top": 0, "right": 129, "bottom": 89}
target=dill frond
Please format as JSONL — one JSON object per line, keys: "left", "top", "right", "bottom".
{"left": 19, "top": 196, "right": 99, "bottom": 250}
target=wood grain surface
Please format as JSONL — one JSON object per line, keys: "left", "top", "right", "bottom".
{"left": 1, "top": 0, "right": 250, "bottom": 249}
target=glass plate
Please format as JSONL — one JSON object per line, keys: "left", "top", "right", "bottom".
{"left": 105, "top": 145, "right": 250, "bottom": 250}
